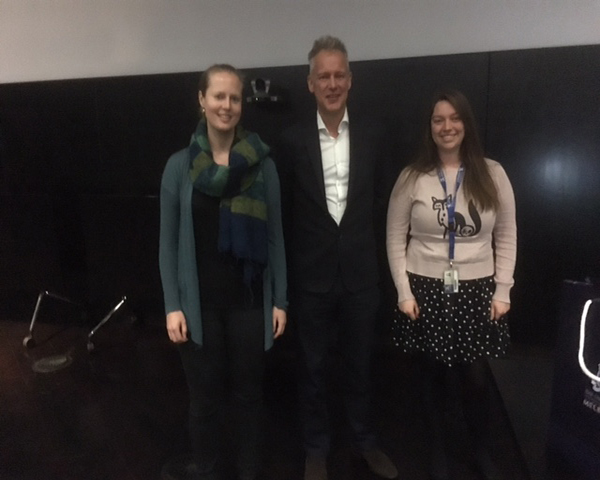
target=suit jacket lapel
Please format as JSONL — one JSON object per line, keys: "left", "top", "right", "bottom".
{"left": 346, "top": 120, "right": 362, "bottom": 211}
{"left": 305, "top": 120, "right": 327, "bottom": 204}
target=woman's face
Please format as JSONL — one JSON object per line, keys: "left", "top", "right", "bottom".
{"left": 199, "top": 71, "right": 243, "bottom": 134}
{"left": 431, "top": 100, "right": 465, "bottom": 155}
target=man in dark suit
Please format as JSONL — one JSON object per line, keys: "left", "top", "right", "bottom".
{"left": 276, "top": 36, "right": 398, "bottom": 480}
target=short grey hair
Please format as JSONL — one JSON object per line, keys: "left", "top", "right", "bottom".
{"left": 308, "top": 35, "right": 349, "bottom": 73}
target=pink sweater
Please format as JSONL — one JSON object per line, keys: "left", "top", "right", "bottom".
{"left": 386, "top": 159, "right": 517, "bottom": 304}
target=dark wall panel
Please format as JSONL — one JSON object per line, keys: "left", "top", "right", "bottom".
{"left": 1, "top": 44, "right": 599, "bottom": 346}
{"left": 80, "top": 195, "right": 162, "bottom": 315}
{"left": 486, "top": 44, "right": 600, "bottom": 344}
{"left": 351, "top": 52, "right": 490, "bottom": 158}
{"left": 0, "top": 79, "right": 99, "bottom": 194}
{"left": 0, "top": 194, "right": 63, "bottom": 317}
{"left": 95, "top": 74, "right": 199, "bottom": 195}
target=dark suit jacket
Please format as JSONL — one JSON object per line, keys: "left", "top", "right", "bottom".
{"left": 276, "top": 113, "right": 389, "bottom": 294}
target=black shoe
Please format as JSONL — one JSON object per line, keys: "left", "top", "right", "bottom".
{"left": 360, "top": 449, "right": 398, "bottom": 479}
{"left": 304, "top": 455, "right": 328, "bottom": 480}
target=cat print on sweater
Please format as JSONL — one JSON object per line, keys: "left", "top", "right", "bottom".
{"left": 432, "top": 195, "right": 482, "bottom": 238}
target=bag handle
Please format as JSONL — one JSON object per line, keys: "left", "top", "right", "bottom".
{"left": 578, "top": 298, "right": 600, "bottom": 384}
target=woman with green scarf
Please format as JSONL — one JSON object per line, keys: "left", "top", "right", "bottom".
{"left": 159, "top": 64, "right": 287, "bottom": 480}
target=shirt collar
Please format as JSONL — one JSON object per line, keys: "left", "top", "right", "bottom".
{"left": 317, "top": 109, "right": 349, "bottom": 135}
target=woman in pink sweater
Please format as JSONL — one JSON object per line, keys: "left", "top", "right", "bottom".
{"left": 387, "top": 90, "right": 516, "bottom": 480}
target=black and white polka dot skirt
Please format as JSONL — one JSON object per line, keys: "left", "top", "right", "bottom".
{"left": 392, "top": 273, "right": 510, "bottom": 366}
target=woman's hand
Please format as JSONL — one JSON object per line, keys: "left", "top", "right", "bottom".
{"left": 166, "top": 310, "right": 188, "bottom": 343}
{"left": 399, "top": 299, "right": 420, "bottom": 321}
{"left": 491, "top": 300, "right": 510, "bottom": 322}
{"left": 272, "top": 307, "right": 287, "bottom": 339}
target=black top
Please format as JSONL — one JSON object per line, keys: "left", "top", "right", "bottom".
{"left": 192, "top": 189, "right": 262, "bottom": 309}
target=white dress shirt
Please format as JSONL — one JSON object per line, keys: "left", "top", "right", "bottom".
{"left": 317, "top": 110, "right": 350, "bottom": 225}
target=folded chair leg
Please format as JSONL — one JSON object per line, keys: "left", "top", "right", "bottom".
{"left": 23, "top": 290, "right": 81, "bottom": 348}
{"left": 87, "top": 296, "right": 127, "bottom": 352}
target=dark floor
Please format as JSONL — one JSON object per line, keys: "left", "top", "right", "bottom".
{"left": 0, "top": 305, "right": 587, "bottom": 480}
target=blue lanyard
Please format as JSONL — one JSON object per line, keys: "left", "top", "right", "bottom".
{"left": 437, "top": 165, "right": 464, "bottom": 266}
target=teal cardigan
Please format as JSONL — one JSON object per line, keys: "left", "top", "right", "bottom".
{"left": 159, "top": 148, "right": 287, "bottom": 350}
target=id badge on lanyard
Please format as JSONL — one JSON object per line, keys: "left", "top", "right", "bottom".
{"left": 443, "top": 269, "right": 459, "bottom": 294}
{"left": 438, "top": 166, "right": 464, "bottom": 294}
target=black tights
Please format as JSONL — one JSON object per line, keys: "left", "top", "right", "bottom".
{"left": 452, "top": 358, "right": 491, "bottom": 443}
{"left": 415, "top": 354, "right": 492, "bottom": 474}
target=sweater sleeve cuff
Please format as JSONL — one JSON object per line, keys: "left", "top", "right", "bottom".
{"left": 493, "top": 283, "right": 512, "bottom": 304}
{"left": 273, "top": 301, "right": 288, "bottom": 311}
{"left": 398, "top": 282, "right": 415, "bottom": 304}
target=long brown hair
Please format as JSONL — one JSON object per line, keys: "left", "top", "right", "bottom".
{"left": 407, "top": 89, "right": 499, "bottom": 211}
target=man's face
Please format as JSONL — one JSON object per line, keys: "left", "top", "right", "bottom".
{"left": 307, "top": 50, "right": 352, "bottom": 117}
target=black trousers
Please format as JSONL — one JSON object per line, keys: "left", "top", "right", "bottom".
{"left": 178, "top": 307, "right": 264, "bottom": 480}
{"left": 294, "top": 278, "right": 379, "bottom": 456}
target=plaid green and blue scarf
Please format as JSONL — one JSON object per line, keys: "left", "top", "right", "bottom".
{"left": 189, "top": 120, "right": 269, "bottom": 284}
